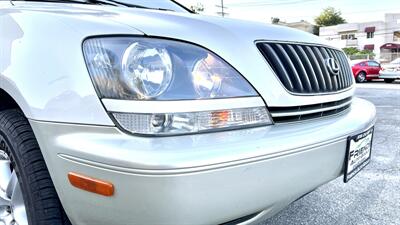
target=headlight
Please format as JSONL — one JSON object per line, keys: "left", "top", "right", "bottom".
{"left": 121, "top": 42, "right": 173, "bottom": 99}
{"left": 83, "top": 37, "right": 272, "bottom": 135}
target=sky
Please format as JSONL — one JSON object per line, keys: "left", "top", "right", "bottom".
{"left": 175, "top": 0, "right": 400, "bottom": 24}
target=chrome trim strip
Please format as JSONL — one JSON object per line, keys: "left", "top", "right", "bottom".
{"left": 271, "top": 99, "right": 352, "bottom": 117}
{"left": 254, "top": 40, "right": 344, "bottom": 52}
{"left": 102, "top": 97, "right": 265, "bottom": 114}
{"left": 272, "top": 106, "right": 351, "bottom": 125}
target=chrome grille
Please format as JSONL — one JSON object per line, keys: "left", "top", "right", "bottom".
{"left": 270, "top": 97, "right": 352, "bottom": 123}
{"left": 257, "top": 42, "right": 353, "bottom": 94}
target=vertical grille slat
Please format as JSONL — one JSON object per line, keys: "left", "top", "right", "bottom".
{"left": 326, "top": 49, "right": 342, "bottom": 89}
{"left": 286, "top": 45, "right": 313, "bottom": 92}
{"left": 319, "top": 47, "right": 339, "bottom": 91}
{"left": 337, "top": 51, "right": 350, "bottom": 87}
{"left": 258, "top": 44, "right": 295, "bottom": 91}
{"left": 329, "top": 49, "right": 345, "bottom": 89}
{"left": 295, "top": 45, "right": 321, "bottom": 92}
{"left": 304, "top": 46, "right": 328, "bottom": 92}
{"left": 274, "top": 44, "right": 305, "bottom": 92}
{"left": 311, "top": 47, "right": 333, "bottom": 91}
{"left": 257, "top": 42, "right": 353, "bottom": 94}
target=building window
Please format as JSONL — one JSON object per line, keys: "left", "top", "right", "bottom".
{"left": 341, "top": 34, "right": 356, "bottom": 40}
{"left": 394, "top": 31, "right": 400, "bottom": 42}
{"left": 367, "top": 32, "right": 374, "bottom": 39}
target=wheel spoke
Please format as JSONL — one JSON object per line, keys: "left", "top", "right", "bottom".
{"left": 0, "top": 142, "right": 28, "bottom": 225}
{"left": 0, "top": 193, "right": 11, "bottom": 206}
{"left": 0, "top": 160, "right": 12, "bottom": 192}
{"left": 1, "top": 213, "right": 14, "bottom": 225}
{"left": 5, "top": 172, "right": 17, "bottom": 199}
{"left": 11, "top": 183, "right": 28, "bottom": 225}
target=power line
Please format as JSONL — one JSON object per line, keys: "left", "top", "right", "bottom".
{"left": 216, "top": 0, "right": 229, "bottom": 17}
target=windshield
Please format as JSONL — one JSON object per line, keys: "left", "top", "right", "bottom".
{"left": 23, "top": 0, "right": 191, "bottom": 12}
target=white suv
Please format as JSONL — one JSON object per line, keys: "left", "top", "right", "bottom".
{"left": 0, "top": 1, "right": 376, "bottom": 225}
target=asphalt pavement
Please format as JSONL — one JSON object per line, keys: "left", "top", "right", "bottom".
{"left": 260, "top": 81, "right": 400, "bottom": 225}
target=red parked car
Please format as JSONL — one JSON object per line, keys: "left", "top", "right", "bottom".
{"left": 351, "top": 60, "right": 382, "bottom": 83}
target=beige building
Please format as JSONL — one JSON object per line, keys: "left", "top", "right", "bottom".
{"left": 276, "top": 20, "right": 316, "bottom": 34}
{"left": 320, "top": 13, "right": 400, "bottom": 62}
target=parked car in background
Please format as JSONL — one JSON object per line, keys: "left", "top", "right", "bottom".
{"left": 0, "top": 0, "right": 376, "bottom": 225}
{"left": 351, "top": 60, "right": 382, "bottom": 83}
{"left": 380, "top": 58, "right": 400, "bottom": 83}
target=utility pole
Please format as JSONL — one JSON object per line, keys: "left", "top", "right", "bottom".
{"left": 216, "top": 0, "right": 228, "bottom": 17}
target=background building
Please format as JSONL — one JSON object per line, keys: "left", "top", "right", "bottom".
{"left": 276, "top": 20, "right": 316, "bottom": 34}
{"left": 320, "top": 13, "right": 400, "bottom": 62}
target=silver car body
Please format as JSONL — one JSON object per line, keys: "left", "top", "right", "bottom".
{"left": 379, "top": 70, "right": 400, "bottom": 79}
{"left": 380, "top": 59, "right": 400, "bottom": 79}
{"left": 0, "top": 2, "right": 376, "bottom": 225}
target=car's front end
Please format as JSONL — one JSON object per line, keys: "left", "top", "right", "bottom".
{"left": 379, "top": 70, "right": 400, "bottom": 79}
{"left": 379, "top": 62, "right": 400, "bottom": 82}
{"left": 31, "top": 97, "right": 375, "bottom": 225}
{"left": 0, "top": 1, "right": 376, "bottom": 225}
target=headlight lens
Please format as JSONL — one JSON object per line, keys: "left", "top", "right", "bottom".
{"left": 121, "top": 42, "right": 173, "bottom": 99}
{"left": 83, "top": 37, "right": 257, "bottom": 100}
{"left": 83, "top": 37, "right": 272, "bottom": 135}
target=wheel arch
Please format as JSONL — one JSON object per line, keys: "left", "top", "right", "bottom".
{"left": 0, "top": 75, "right": 37, "bottom": 119}
{"left": 357, "top": 70, "right": 367, "bottom": 75}
{"left": 0, "top": 89, "right": 20, "bottom": 111}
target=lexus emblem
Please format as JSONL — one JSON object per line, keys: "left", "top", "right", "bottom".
{"left": 325, "top": 58, "right": 340, "bottom": 76}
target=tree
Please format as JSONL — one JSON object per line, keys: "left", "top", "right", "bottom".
{"left": 271, "top": 17, "right": 280, "bottom": 24}
{"left": 315, "top": 7, "right": 346, "bottom": 27}
{"left": 190, "top": 3, "right": 204, "bottom": 14}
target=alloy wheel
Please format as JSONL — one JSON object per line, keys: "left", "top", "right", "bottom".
{"left": 0, "top": 149, "right": 28, "bottom": 225}
{"left": 357, "top": 73, "right": 366, "bottom": 82}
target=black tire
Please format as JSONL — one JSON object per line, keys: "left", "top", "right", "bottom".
{"left": 0, "top": 109, "right": 71, "bottom": 225}
{"left": 356, "top": 72, "right": 367, "bottom": 83}
{"left": 384, "top": 79, "right": 395, "bottom": 83}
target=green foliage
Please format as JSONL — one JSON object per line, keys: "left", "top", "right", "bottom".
{"left": 342, "top": 47, "right": 359, "bottom": 56}
{"left": 315, "top": 7, "right": 346, "bottom": 27}
{"left": 359, "top": 49, "right": 375, "bottom": 56}
{"left": 190, "top": 3, "right": 204, "bottom": 13}
{"left": 342, "top": 47, "right": 375, "bottom": 57}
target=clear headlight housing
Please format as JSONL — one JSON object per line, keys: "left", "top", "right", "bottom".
{"left": 83, "top": 37, "right": 272, "bottom": 136}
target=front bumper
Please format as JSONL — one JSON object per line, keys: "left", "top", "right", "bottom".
{"left": 30, "top": 97, "right": 376, "bottom": 225}
{"left": 379, "top": 71, "right": 400, "bottom": 79}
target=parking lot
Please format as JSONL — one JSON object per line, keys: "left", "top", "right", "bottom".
{"left": 262, "top": 81, "right": 400, "bottom": 225}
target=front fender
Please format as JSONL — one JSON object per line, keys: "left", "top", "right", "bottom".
{"left": 0, "top": 5, "right": 142, "bottom": 125}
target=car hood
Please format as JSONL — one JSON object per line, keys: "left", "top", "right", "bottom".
{"left": 13, "top": 3, "right": 352, "bottom": 107}
{"left": 106, "top": 7, "right": 323, "bottom": 44}
{"left": 89, "top": 6, "right": 351, "bottom": 106}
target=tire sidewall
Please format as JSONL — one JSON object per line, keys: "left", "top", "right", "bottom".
{"left": 0, "top": 109, "right": 70, "bottom": 225}
{"left": 356, "top": 72, "right": 366, "bottom": 83}
{"left": 0, "top": 125, "right": 35, "bottom": 225}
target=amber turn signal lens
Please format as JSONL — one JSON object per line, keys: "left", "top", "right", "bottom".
{"left": 68, "top": 172, "right": 114, "bottom": 197}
